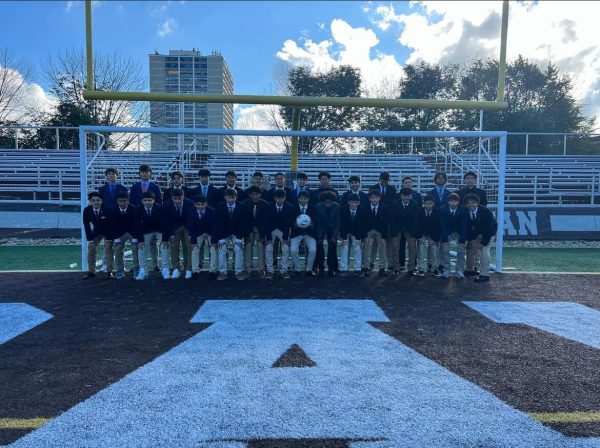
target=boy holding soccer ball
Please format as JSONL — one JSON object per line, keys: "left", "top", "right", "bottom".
{"left": 290, "top": 190, "right": 319, "bottom": 277}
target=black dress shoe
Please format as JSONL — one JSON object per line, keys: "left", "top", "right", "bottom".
{"left": 328, "top": 270, "right": 336, "bottom": 277}
{"left": 379, "top": 268, "right": 387, "bottom": 277}
{"left": 305, "top": 270, "right": 317, "bottom": 278}
{"left": 474, "top": 275, "right": 490, "bottom": 283}
{"left": 105, "top": 272, "right": 115, "bottom": 280}
{"left": 463, "top": 270, "right": 478, "bottom": 276}
{"left": 82, "top": 272, "right": 95, "bottom": 280}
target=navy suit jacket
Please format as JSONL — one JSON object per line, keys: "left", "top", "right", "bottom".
{"left": 369, "top": 183, "right": 397, "bottom": 206}
{"left": 288, "top": 187, "right": 314, "bottom": 206}
{"left": 312, "top": 187, "right": 339, "bottom": 204}
{"left": 98, "top": 183, "right": 128, "bottom": 209}
{"left": 186, "top": 206, "right": 216, "bottom": 241}
{"left": 467, "top": 206, "right": 496, "bottom": 246}
{"left": 134, "top": 204, "right": 163, "bottom": 239}
{"left": 262, "top": 202, "right": 295, "bottom": 240}
{"left": 107, "top": 205, "right": 138, "bottom": 241}
{"left": 263, "top": 187, "right": 292, "bottom": 204}
{"left": 290, "top": 203, "right": 319, "bottom": 239}
{"left": 129, "top": 181, "right": 162, "bottom": 207}
{"left": 82, "top": 205, "right": 110, "bottom": 240}
{"left": 389, "top": 199, "right": 419, "bottom": 237}
{"left": 163, "top": 186, "right": 194, "bottom": 203}
{"left": 218, "top": 185, "right": 246, "bottom": 204}
{"left": 339, "top": 205, "right": 367, "bottom": 240}
{"left": 213, "top": 202, "right": 248, "bottom": 241}
{"left": 456, "top": 186, "right": 488, "bottom": 207}
{"left": 428, "top": 187, "right": 452, "bottom": 209}
{"left": 413, "top": 208, "right": 442, "bottom": 241}
{"left": 315, "top": 202, "right": 340, "bottom": 240}
{"left": 340, "top": 190, "right": 369, "bottom": 208}
{"left": 161, "top": 198, "right": 195, "bottom": 241}
{"left": 241, "top": 198, "right": 270, "bottom": 235}
{"left": 411, "top": 191, "right": 423, "bottom": 207}
{"left": 190, "top": 184, "right": 221, "bottom": 208}
{"left": 364, "top": 203, "right": 389, "bottom": 237}
{"left": 440, "top": 205, "right": 469, "bottom": 243}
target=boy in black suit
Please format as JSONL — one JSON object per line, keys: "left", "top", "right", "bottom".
{"left": 187, "top": 195, "right": 217, "bottom": 276}
{"left": 106, "top": 191, "right": 139, "bottom": 279}
{"left": 193, "top": 168, "right": 220, "bottom": 208}
{"left": 369, "top": 171, "right": 397, "bottom": 206}
{"left": 129, "top": 164, "right": 162, "bottom": 207}
{"left": 163, "top": 171, "right": 193, "bottom": 203}
{"left": 82, "top": 191, "right": 111, "bottom": 279}
{"left": 339, "top": 193, "right": 366, "bottom": 277}
{"left": 389, "top": 188, "right": 418, "bottom": 275}
{"left": 263, "top": 189, "right": 293, "bottom": 279}
{"left": 312, "top": 171, "right": 338, "bottom": 203}
{"left": 427, "top": 172, "right": 451, "bottom": 209}
{"left": 245, "top": 171, "right": 268, "bottom": 197}
{"left": 402, "top": 176, "right": 422, "bottom": 206}
{"left": 457, "top": 171, "right": 488, "bottom": 207}
{"left": 315, "top": 191, "right": 340, "bottom": 277}
{"left": 464, "top": 194, "right": 496, "bottom": 283}
{"left": 289, "top": 190, "right": 318, "bottom": 277}
{"left": 440, "top": 193, "right": 468, "bottom": 279}
{"left": 288, "top": 172, "right": 312, "bottom": 206}
{"left": 340, "top": 175, "right": 368, "bottom": 207}
{"left": 264, "top": 172, "right": 292, "bottom": 203}
{"left": 134, "top": 191, "right": 166, "bottom": 280}
{"left": 363, "top": 190, "right": 389, "bottom": 276}
{"left": 413, "top": 195, "right": 442, "bottom": 277}
{"left": 213, "top": 188, "right": 247, "bottom": 281}
{"left": 398, "top": 180, "right": 421, "bottom": 273}
{"left": 98, "top": 168, "right": 128, "bottom": 209}
{"left": 161, "top": 188, "right": 195, "bottom": 280}
{"left": 218, "top": 170, "right": 246, "bottom": 203}
{"left": 241, "top": 186, "right": 269, "bottom": 277}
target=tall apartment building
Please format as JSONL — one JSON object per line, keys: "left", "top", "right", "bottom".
{"left": 149, "top": 50, "right": 234, "bottom": 152}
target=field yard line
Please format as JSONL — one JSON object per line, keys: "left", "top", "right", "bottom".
{"left": 0, "top": 418, "right": 50, "bottom": 430}
{"left": 529, "top": 412, "right": 600, "bottom": 423}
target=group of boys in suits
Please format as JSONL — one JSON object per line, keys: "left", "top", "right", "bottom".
{"left": 83, "top": 165, "right": 495, "bottom": 283}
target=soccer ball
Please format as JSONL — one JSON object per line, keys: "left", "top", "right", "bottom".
{"left": 296, "top": 214, "right": 311, "bottom": 229}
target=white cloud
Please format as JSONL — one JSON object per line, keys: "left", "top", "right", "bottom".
{"left": 0, "top": 66, "right": 56, "bottom": 123}
{"left": 235, "top": 104, "right": 289, "bottom": 153}
{"left": 276, "top": 19, "right": 403, "bottom": 92}
{"left": 157, "top": 17, "right": 177, "bottom": 37}
{"left": 368, "top": 1, "right": 600, "bottom": 121}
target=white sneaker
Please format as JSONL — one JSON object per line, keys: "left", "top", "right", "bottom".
{"left": 135, "top": 268, "right": 147, "bottom": 280}
{"left": 456, "top": 270, "right": 465, "bottom": 279}
{"left": 161, "top": 268, "right": 171, "bottom": 280}
{"left": 442, "top": 270, "right": 451, "bottom": 279}
{"left": 184, "top": 270, "right": 192, "bottom": 280}
{"left": 171, "top": 268, "right": 181, "bottom": 279}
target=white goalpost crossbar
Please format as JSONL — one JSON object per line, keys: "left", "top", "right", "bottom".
{"left": 78, "top": 126, "right": 507, "bottom": 273}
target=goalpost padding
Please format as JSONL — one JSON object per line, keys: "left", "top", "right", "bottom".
{"left": 78, "top": 126, "right": 507, "bottom": 273}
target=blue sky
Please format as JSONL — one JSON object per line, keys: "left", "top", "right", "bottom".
{"left": 1, "top": 1, "right": 599, "bottom": 126}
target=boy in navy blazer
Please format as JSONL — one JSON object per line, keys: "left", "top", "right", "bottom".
{"left": 161, "top": 188, "right": 195, "bottom": 280}
{"left": 363, "top": 190, "right": 389, "bottom": 276}
{"left": 464, "top": 194, "right": 496, "bottom": 283}
{"left": 218, "top": 170, "right": 246, "bottom": 204}
{"left": 264, "top": 172, "right": 292, "bottom": 203}
{"left": 129, "top": 164, "right": 162, "bottom": 207}
{"left": 289, "top": 190, "right": 319, "bottom": 277}
{"left": 82, "top": 191, "right": 111, "bottom": 279}
{"left": 440, "top": 193, "right": 468, "bottom": 279}
{"left": 192, "top": 168, "right": 221, "bottom": 209}
{"left": 134, "top": 191, "right": 166, "bottom": 280}
{"left": 163, "top": 171, "right": 194, "bottom": 203}
{"left": 213, "top": 188, "right": 247, "bottom": 281}
{"left": 288, "top": 172, "right": 313, "bottom": 206}
{"left": 187, "top": 195, "right": 217, "bottom": 276}
{"left": 106, "top": 191, "right": 139, "bottom": 279}
{"left": 389, "top": 188, "right": 418, "bottom": 275}
{"left": 339, "top": 194, "right": 367, "bottom": 277}
{"left": 315, "top": 191, "right": 340, "bottom": 277}
{"left": 263, "top": 189, "right": 294, "bottom": 279}
{"left": 457, "top": 171, "right": 488, "bottom": 207}
{"left": 369, "top": 172, "right": 397, "bottom": 206}
{"left": 312, "top": 171, "right": 339, "bottom": 204}
{"left": 340, "top": 175, "right": 369, "bottom": 208}
{"left": 244, "top": 171, "right": 268, "bottom": 198}
{"left": 98, "top": 168, "right": 128, "bottom": 209}
{"left": 413, "top": 195, "right": 442, "bottom": 277}
{"left": 427, "top": 172, "right": 452, "bottom": 209}
{"left": 241, "top": 186, "right": 270, "bottom": 277}
{"left": 398, "top": 177, "right": 422, "bottom": 272}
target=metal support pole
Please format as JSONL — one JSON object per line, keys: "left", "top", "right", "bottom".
{"left": 85, "top": 0, "right": 94, "bottom": 90}
{"left": 290, "top": 108, "right": 301, "bottom": 172}
{"left": 496, "top": 0, "right": 509, "bottom": 102}
{"left": 495, "top": 133, "right": 507, "bottom": 273}
{"left": 14, "top": 128, "right": 19, "bottom": 150}
{"left": 79, "top": 127, "right": 88, "bottom": 272}
{"left": 56, "top": 128, "right": 60, "bottom": 150}
{"left": 563, "top": 134, "right": 567, "bottom": 156}
{"left": 525, "top": 134, "right": 529, "bottom": 155}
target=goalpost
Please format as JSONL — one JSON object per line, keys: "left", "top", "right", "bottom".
{"left": 78, "top": 126, "right": 507, "bottom": 274}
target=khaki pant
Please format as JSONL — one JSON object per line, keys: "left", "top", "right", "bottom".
{"left": 108, "top": 232, "right": 139, "bottom": 272}
{"left": 364, "top": 229, "right": 386, "bottom": 270}
{"left": 86, "top": 236, "right": 106, "bottom": 273}
{"left": 440, "top": 232, "right": 466, "bottom": 273}
{"left": 417, "top": 236, "right": 438, "bottom": 271}
{"left": 244, "top": 226, "right": 265, "bottom": 273}
{"left": 340, "top": 234, "right": 362, "bottom": 272}
{"left": 138, "top": 232, "right": 168, "bottom": 270}
{"left": 192, "top": 233, "right": 217, "bottom": 273}
{"left": 265, "top": 229, "right": 289, "bottom": 273}
{"left": 218, "top": 236, "right": 244, "bottom": 273}
{"left": 467, "top": 235, "right": 492, "bottom": 276}
{"left": 170, "top": 225, "right": 192, "bottom": 271}
{"left": 290, "top": 234, "right": 317, "bottom": 272}
{"left": 389, "top": 231, "right": 416, "bottom": 271}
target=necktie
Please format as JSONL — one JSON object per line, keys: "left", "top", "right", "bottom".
{"left": 438, "top": 188, "right": 444, "bottom": 200}
{"left": 301, "top": 207, "right": 306, "bottom": 215}
{"left": 253, "top": 205, "right": 257, "bottom": 218}
{"left": 147, "top": 208, "right": 151, "bottom": 216}
{"left": 94, "top": 209, "right": 100, "bottom": 219}
{"left": 372, "top": 207, "right": 377, "bottom": 216}
{"left": 471, "top": 212, "right": 476, "bottom": 220}
{"left": 351, "top": 210, "right": 356, "bottom": 221}
{"left": 142, "top": 182, "right": 147, "bottom": 193}
{"left": 404, "top": 204, "right": 408, "bottom": 210}
{"left": 121, "top": 209, "right": 126, "bottom": 215}
{"left": 203, "top": 185, "right": 207, "bottom": 197}
{"left": 198, "top": 210, "right": 203, "bottom": 220}
{"left": 426, "top": 211, "right": 430, "bottom": 217}
{"left": 382, "top": 186, "right": 386, "bottom": 196}
{"left": 177, "top": 206, "right": 182, "bottom": 217}
{"left": 229, "top": 206, "right": 234, "bottom": 217}
{"left": 451, "top": 210, "right": 455, "bottom": 217}
{"left": 110, "top": 184, "right": 115, "bottom": 196}
{"left": 277, "top": 206, "right": 282, "bottom": 214}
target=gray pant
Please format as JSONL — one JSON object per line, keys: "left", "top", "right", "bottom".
{"left": 467, "top": 235, "right": 492, "bottom": 276}
{"left": 244, "top": 226, "right": 265, "bottom": 273}
{"left": 364, "top": 230, "right": 386, "bottom": 270}
{"left": 218, "top": 236, "right": 244, "bottom": 274}
{"left": 389, "top": 231, "right": 416, "bottom": 271}
{"left": 340, "top": 234, "right": 362, "bottom": 272}
{"left": 440, "top": 232, "right": 466, "bottom": 273}
{"left": 290, "top": 234, "right": 317, "bottom": 272}
{"left": 110, "top": 232, "right": 139, "bottom": 272}
{"left": 138, "top": 232, "right": 169, "bottom": 270}
{"left": 265, "top": 229, "right": 289, "bottom": 273}
{"left": 191, "top": 233, "right": 217, "bottom": 273}
{"left": 417, "top": 236, "right": 438, "bottom": 271}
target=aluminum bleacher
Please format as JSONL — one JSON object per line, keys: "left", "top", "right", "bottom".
{"left": 0, "top": 149, "right": 599, "bottom": 206}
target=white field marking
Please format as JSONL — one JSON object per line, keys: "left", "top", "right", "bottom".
{"left": 0, "top": 303, "right": 52, "bottom": 346}
{"left": 463, "top": 301, "right": 600, "bottom": 349}
{"left": 11, "top": 300, "right": 600, "bottom": 448}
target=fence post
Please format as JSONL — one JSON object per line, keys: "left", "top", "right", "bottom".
{"left": 563, "top": 134, "right": 567, "bottom": 156}
{"left": 525, "top": 134, "right": 529, "bottom": 155}
{"left": 14, "top": 128, "right": 19, "bottom": 150}
{"left": 533, "top": 175, "right": 537, "bottom": 205}
{"left": 56, "top": 128, "right": 61, "bottom": 150}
